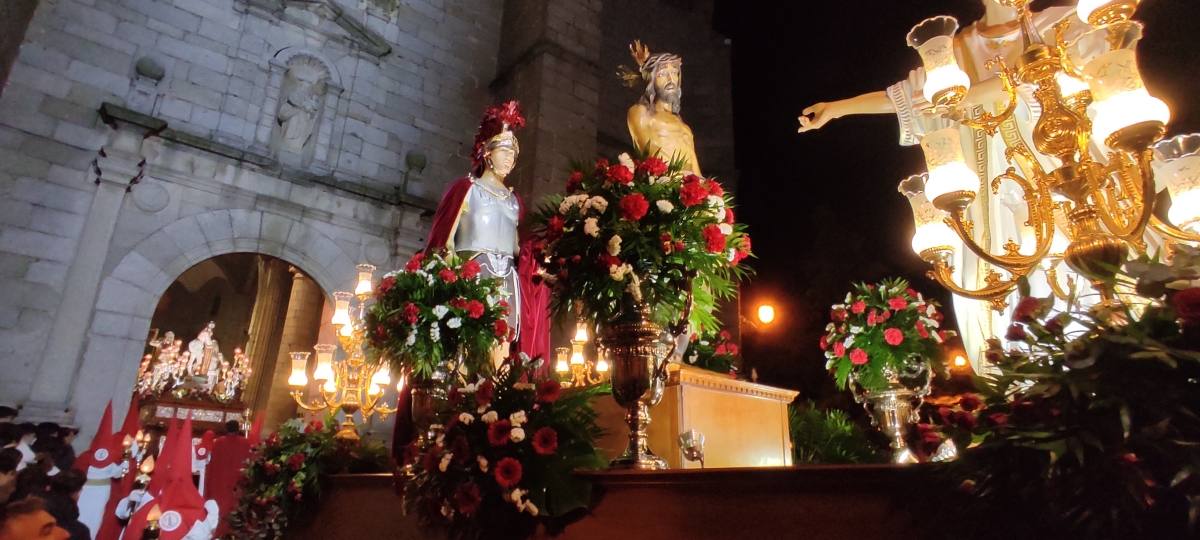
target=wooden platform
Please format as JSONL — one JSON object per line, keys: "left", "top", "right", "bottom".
{"left": 290, "top": 466, "right": 931, "bottom": 539}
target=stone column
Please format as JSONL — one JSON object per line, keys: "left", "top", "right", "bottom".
{"left": 23, "top": 144, "right": 139, "bottom": 421}
{"left": 242, "top": 256, "right": 292, "bottom": 410}
{"left": 262, "top": 268, "right": 324, "bottom": 430}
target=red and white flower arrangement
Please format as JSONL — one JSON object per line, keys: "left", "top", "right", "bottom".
{"left": 822, "top": 278, "right": 953, "bottom": 391}
{"left": 531, "top": 153, "right": 751, "bottom": 330}
{"left": 367, "top": 251, "right": 510, "bottom": 379}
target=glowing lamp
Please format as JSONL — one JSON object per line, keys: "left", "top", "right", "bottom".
{"left": 287, "top": 352, "right": 310, "bottom": 387}
{"left": 370, "top": 366, "right": 391, "bottom": 388}
{"left": 595, "top": 357, "right": 610, "bottom": 373}
{"left": 757, "top": 304, "right": 776, "bottom": 325}
{"left": 573, "top": 322, "right": 588, "bottom": 343}
{"left": 1055, "top": 72, "right": 1089, "bottom": 102}
{"left": 921, "top": 128, "right": 978, "bottom": 207}
{"left": 554, "top": 347, "right": 570, "bottom": 373}
{"left": 1070, "top": 22, "right": 1169, "bottom": 149}
{"left": 899, "top": 174, "right": 961, "bottom": 258}
{"left": 322, "top": 379, "right": 337, "bottom": 393}
{"left": 330, "top": 291, "right": 353, "bottom": 328}
{"left": 1077, "top": 0, "right": 1140, "bottom": 26}
{"left": 312, "top": 344, "right": 335, "bottom": 381}
{"left": 907, "top": 16, "right": 970, "bottom": 107}
{"left": 354, "top": 263, "right": 375, "bottom": 297}
{"left": 1152, "top": 134, "right": 1200, "bottom": 231}
{"left": 953, "top": 355, "right": 968, "bottom": 368}
{"left": 139, "top": 455, "right": 156, "bottom": 475}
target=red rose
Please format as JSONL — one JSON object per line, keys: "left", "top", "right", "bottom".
{"left": 1005, "top": 323, "right": 1027, "bottom": 341}
{"left": 607, "top": 163, "right": 633, "bottom": 185}
{"left": 952, "top": 410, "right": 978, "bottom": 430}
{"left": 884, "top": 328, "right": 904, "bottom": 346}
{"left": 438, "top": 268, "right": 458, "bottom": 283}
{"left": 377, "top": 275, "right": 396, "bottom": 295}
{"left": 488, "top": 419, "right": 512, "bottom": 446}
{"left": 287, "top": 452, "right": 305, "bottom": 471}
{"left": 849, "top": 348, "right": 869, "bottom": 365}
{"left": 566, "top": 170, "right": 584, "bottom": 193}
{"left": 680, "top": 175, "right": 708, "bottom": 207}
{"left": 466, "top": 300, "right": 485, "bottom": 319}
{"left": 850, "top": 301, "right": 866, "bottom": 314}
{"left": 405, "top": 252, "right": 425, "bottom": 272}
{"left": 1012, "top": 296, "right": 1042, "bottom": 323}
{"left": 460, "top": 259, "right": 481, "bottom": 280}
{"left": 888, "top": 297, "right": 908, "bottom": 311}
{"left": 536, "top": 379, "right": 562, "bottom": 403}
{"left": 819, "top": 335, "right": 829, "bottom": 351}
{"left": 959, "top": 393, "right": 982, "bottom": 411}
{"left": 476, "top": 380, "right": 495, "bottom": 407}
{"left": 403, "top": 302, "right": 420, "bottom": 325}
{"left": 620, "top": 193, "right": 650, "bottom": 221}
{"left": 547, "top": 215, "right": 565, "bottom": 238}
{"left": 705, "top": 179, "right": 724, "bottom": 197}
{"left": 494, "top": 319, "right": 510, "bottom": 339}
{"left": 494, "top": 457, "right": 523, "bottom": 489}
{"left": 532, "top": 427, "right": 559, "bottom": 456}
{"left": 833, "top": 341, "right": 846, "bottom": 357}
{"left": 703, "top": 224, "right": 726, "bottom": 253}
{"left": 453, "top": 482, "right": 482, "bottom": 516}
{"left": 637, "top": 156, "right": 668, "bottom": 177}
{"left": 1171, "top": 288, "right": 1200, "bottom": 328}
{"left": 374, "top": 325, "right": 387, "bottom": 340}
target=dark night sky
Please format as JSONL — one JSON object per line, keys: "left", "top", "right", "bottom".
{"left": 711, "top": 0, "right": 1200, "bottom": 401}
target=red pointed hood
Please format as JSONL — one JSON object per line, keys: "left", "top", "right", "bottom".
{"left": 155, "top": 470, "right": 207, "bottom": 540}
{"left": 75, "top": 401, "right": 119, "bottom": 472}
{"left": 194, "top": 430, "right": 215, "bottom": 462}
{"left": 145, "top": 417, "right": 180, "bottom": 497}
{"left": 247, "top": 411, "right": 264, "bottom": 444}
{"left": 117, "top": 396, "right": 141, "bottom": 441}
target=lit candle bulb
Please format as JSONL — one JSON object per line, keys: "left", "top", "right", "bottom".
{"left": 354, "top": 263, "right": 375, "bottom": 297}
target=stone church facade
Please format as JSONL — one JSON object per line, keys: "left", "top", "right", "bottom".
{"left": 0, "top": 0, "right": 733, "bottom": 443}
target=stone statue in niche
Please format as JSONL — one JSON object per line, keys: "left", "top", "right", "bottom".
{"left": 272, "top": 56, "right": 329, "bottom": 156}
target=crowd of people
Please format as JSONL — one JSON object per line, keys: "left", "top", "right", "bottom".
{"left": 0, "top": 404, "right": 251, "bottom": 540}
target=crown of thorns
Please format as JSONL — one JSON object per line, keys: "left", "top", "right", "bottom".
{"left": 617, "top": 40, "right": 681, "bottom": 88}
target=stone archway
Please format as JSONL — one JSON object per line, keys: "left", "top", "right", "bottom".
{"left": 70, "top": 209, "right": 359, "bottom": 438}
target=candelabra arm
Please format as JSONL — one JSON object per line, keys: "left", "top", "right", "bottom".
{"left": 290, "top": 390, "right": 331, "bottom": 412}
{"left": 945, "top": 170, "right": 1055, "bottom": 271}
{"left": 1092, "top": 149, "right": 1155, "bottom": 249}
{"left": 952, "top": 58, "right": 1019, "bottom": 135}
{"left": 1044, "top": 261, "right": 1076, "bottom": 301}
{"left": 1149, "top": 215, "right": 1200, "bottom": 243}
{"left": 1054, "top": 20, "right": 1086, "bottom": 78}
{"left": 926, "top": 258, "right": 1020, "bottom": 309}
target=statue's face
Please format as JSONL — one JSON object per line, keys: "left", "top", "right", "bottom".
{"left": 487, "top": 146, "right": 516, "bottom": 178}
{"left": 651, "top": 63, "right": 682, "bottom": 113}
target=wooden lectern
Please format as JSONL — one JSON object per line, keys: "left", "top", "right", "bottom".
{"left": 594, "top": 363, "right": 799, "bottom": 468}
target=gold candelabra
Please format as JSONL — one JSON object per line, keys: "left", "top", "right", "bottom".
{"left": 288, "top": 264, "right": 400, "bottom": 440}
{"left": 554, "top": 319, "right": 609, "bottom": 387}
{"left": 899, "top": 0, "right": 1199, "bottom": 310}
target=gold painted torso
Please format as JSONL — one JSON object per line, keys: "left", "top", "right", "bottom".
{"left": 628, "top": 104, "right": 701, "bottom": 174}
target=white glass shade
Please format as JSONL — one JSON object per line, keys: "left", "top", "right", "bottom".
{"left": 899, "top": 174, "right": 961, "bottom": 256}
{"left": 1153, "top": 134, "right": 1200, "bottom": 230}
{"left": 354, "top": 263, "right": 375, "bottom": 296}
{"left": 907, "top": 16, "right": 970, "bottom": 105}
{"left": 921, "top": 127, "right": 978, "bottom": 202}
{"left": 570, "top": 349, "right": 585, "bottom": 366}
{"left": 330, "top": 291, "right": 353, "bottom": 327}
{"left": 287, "top": 352, "right": 310, "bottom": 387}
{"left": 322, "top": 379, "right": 337, "bottom": 393}
{"left": 595, "top": 357, "right": 609, "bottom": 373}
{"left": 555, "top": 359, "right": 569, "bottom": 373}
{"left": 370, "top": 366, "right": 391, "bottom": 387}
{"left": 554, "top": 347, "right": 570, "bottom": 373}
{"left": 1055, "top": 72, "right": 1089, "bottom": 101}
{"left": 573, "top": 322, "right": 588, "bottom": 342}
{"left": 313, "top": 344, "right": 336, "bottom": 381}
{"left": 1070, "top": 22, "right": 1169, "bottom": 146}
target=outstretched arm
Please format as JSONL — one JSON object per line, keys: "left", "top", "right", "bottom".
{"left": 797, "top": 90, "right": 894, "bottom": 133}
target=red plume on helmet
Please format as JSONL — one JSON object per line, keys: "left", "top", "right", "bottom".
{"left": 471, "top": 100, "right": 525, "bottom": 177}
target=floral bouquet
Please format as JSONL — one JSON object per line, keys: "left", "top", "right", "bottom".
{"left": 367, "top": 251, "right": 511, "bottom": 380}
{"left": 403, "top": 354, "right": 606, "bottom": 540}
{"left": 530, "top": 153, "right": 751, "bottom": 331}
{"left": 822, "top": 278, "right": 952, "bottom": 391}
{"left": 681, "top": 328, "right": 740, "bottom": 376}
{"left": 226, "top": 416, "right": 388, "bottom": 539}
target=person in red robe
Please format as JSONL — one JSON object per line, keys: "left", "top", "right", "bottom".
{"left": 203, "top": 420, "right": 252, "bottom": 538}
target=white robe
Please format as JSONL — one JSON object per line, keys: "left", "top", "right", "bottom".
{"left": 78, "top": 463, "right": 124, "bottom": 538}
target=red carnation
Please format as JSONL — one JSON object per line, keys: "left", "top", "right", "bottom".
{"left": 304, "top": 420, "right": 324, "bottom": 434}
{"left": 849, "top": 348, "right": 869, "bottom": 365}
{"left": 959, "top": 393, "right": 983, "bottom": 411}
{"left": 405, "top": 252, "right": 425, "bottom": 272}
{"left": 702, "top": 224, "right": 726, "bottom": 253}
{"left": 532, "top": 427, "right": 559, "bottom": 456}
{"left": 620, "top": 193, "right": 650, "bottom": 221}
{"left": 547, "top": 215, "right": 565, "bottom": 238}
{"left": 877, "top": 309, "right": 891, "bottom": 323}
{"left": 867, "top": 310, "right": 878, "bottom": 326}
{"left": 494, "top": 457, "right": 523, "bottom": 489}
{"left": 715, "top": 343, "right": 729, "bottom": 355}
{"left": 403, "top": 302, "right": 420, "bottom": 325}
{"left": 680, "top": 175, "right": 708, "bottom": 207}
{"left": 1005, "top": 323, "right": 1027, "bottom": 341}
{"left": 460, "top": 259, "right": 481, "bottom": 280}
{"left": 674, "top": 241, "right": 686, "bottom": 253}
{"left": 488, "top": 419, "right": 512, "bottom": 446}
{"left": 833, "top": 342, "right": 846, "bottom": 357}
{"left": 831, "top": 309, "right": 847, "bottom": 323}
{"left": 607, "top": 163, "right": 633, "bottom": 185}
{"left": 851, "top": 301, "right": 866, "bottom": 314}
{"left": 476, "top": 380, "right": 495, "bottom": 407}
{"left": 637, "top": 156, "right": 669, "bottom": 177}
{"left": 884, "top": 328, "right": 904, "bottom": 346}
{"left": 888, "top": 297, "right": 908, "bottom": 310}
{"left": 466, "top": 300, "right": 485, "bottom": 319}
{"left": 906, "top": 287, "right": 919, "bottom": 298}
{"left": 566, "top": 170, "right": 584, "bottom": 193}
{"left": 377, "top": 275, "right": 396, "bottom": 295}
{"left": 453, "top": 482, "right": 482, "bottom": 516}
{"left": 594, "top": 157, "right": 610, "bottom": 173}
{"left": 438, "top": 268, "right": 458, "bottom": 283}
{"left": 536, "top": 379, "right": 562, "bottom": 403}
{"left": 916, "top": 321, "right": 929, "bottom": 339}
{"left": 287, "top": 452, "right": 305, "bottom": 471}
{"left": 819, "top": 335, "right": 829, "bottom": 351}
{"left": 724, "top": 207, "right": 735, "bottom": 224}
{"left": 660, "top": 232, "right": 674, "bottom": 254}
{"left": 449, "top": 297, "right": 468, "bottom": 309}
{"left": 494, "top": 319, "right": 510, "bottom": 339}
{"left": 705, "top": 179, "right": 724, "bottom": 197}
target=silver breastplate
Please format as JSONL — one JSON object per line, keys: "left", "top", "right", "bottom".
{"left": 455, "top": 181, "right": 519, "bottom": 256}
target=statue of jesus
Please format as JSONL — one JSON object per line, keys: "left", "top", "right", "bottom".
{"left": 621, "top": 40, "right": 701, "bottom": 176}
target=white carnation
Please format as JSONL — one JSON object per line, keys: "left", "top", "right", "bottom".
{"left": 510, "top": 427, "right": 526, "bottom": 442}
{"left": 525, "top": 501, "right": 539, "bottom": 516}
{"left": 509, "top": 410, "right": 527, "bottom": 426}
{"left": 481, "top": 411, "right": 499, "bottom": 424}
{"left": 656, "top": 200, "right": 674, "bottom": 213}
{"left": 405, "top": 331, "right": 416, "bottom": 346}
{"left": 586, "top": 196, "right": 608, "bottom": 213}
{"left": 584, "top": 217, "right": 600, "bottom": 237}
{"left": 609, "top": 263, "right": 632, "bottom": 282}
{"left": 719, "top": 223, "right": 733, "bottom": 235}
{"left": 477, "top": 455, "right": 488, "bottom": 472}
{"left": 458, "top": 412, "right": 474, "bottom": 425}
{"left": 438, "top": 453, "right": 452, "bottom": 472}
{"left": 617, "top": 152, "right": 636, "bottom": 174}
{"left": 607, "top": 235, "right": 622, "bottom": 256}
{"left": 446, "top": 317, "right": 462, "bottom": 329}
{"left": 429, "top": 322, "right": 440, "bottom": 341}
{"left": 432, "top": 305, "right": 449, "bottom": 320}
{"left": 707, "top": 194, "right": 725, "bottom": 208}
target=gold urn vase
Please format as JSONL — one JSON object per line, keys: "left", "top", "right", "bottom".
{"left": 599, "top": 303, "right": 669, "bottom": 470}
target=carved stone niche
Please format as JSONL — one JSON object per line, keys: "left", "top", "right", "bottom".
{"left": 254, "top": 48, "right": 345, "bottom": 173}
